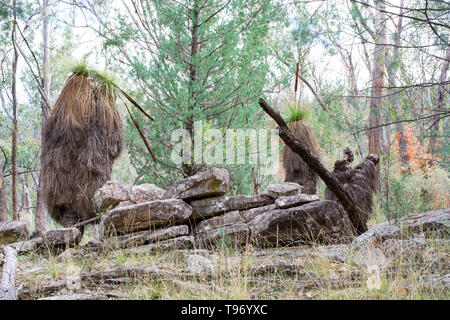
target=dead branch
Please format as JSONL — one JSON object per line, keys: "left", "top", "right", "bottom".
{"left": 0, "top": 246, "right": 18, "bottom": 300}
{"left": 258, "top": 98, "right": 369, "bottom": 234}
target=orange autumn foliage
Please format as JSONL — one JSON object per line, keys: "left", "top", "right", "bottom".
{"left": 395, "top": 125, "right": 437, "bottom": 174}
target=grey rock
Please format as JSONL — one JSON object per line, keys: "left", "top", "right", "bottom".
{"left": 239, "top": 204, "right": 277, "bottom": 223}
{"left": 381, "top": 239, "right": 426, "bottom": 259}
{"left": 352, "top": 222, "right": 402, "bottom": 249}
{"left": 164, "top": 167, "right": 230, "bottom": 200}
{"left": 107, "top": 225, "right": 189, "bottom": 248}
{"left": 130, "top": 184, "right": 165, "bottom": 203}
{"left": 100, "top": 199, "right": 192, "bottom": 236}
{"left": 275, "top": 194, "right": 319, "bottom": 209}
{"left": 122, "top": 236, "right": 195, "bottom": 254}
{"left": 93, "top": 181, "right": 132, "bottom": 211}
{"left": 196, "top": 223, "right": 250, "bottom": 248}
{"left": 56, "top": 248, "right": 77, "bottom": 262}
{"left": 248, "top": 200, "right": 354, "bottom": 246}
{"left": 399, "top": 209, "right": 449, "bottom": 237}
{"left": 266, "top": 182, "right": 302, "bottom": 198}
{"left": 0, "top": 221, "right": 29, "bottom": 245}
{"left": 190, "top": 194, "right": 273, "bottom": 219}
{"left": 194, "top": 211, "right": 244, "bottom": 234}
{"left": 44, "top": 228, "right": 81, "bottom": 247}
{"left": 188, "top": 254, "right": 215, "bottom": 276}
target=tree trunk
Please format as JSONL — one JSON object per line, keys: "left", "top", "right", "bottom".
{"left": 386, "top": 0, "right": 409, "bottom": 170}
{"left": 0, "top": 246, "right": 18, "bottom": 300}
{"left": 428, "top": 46, "right": 450, "bottom": 154}
{"left": 11, "top": 1, "right": 19, "bottom": 221}
{"left": 367, "top": 0, "right": 386, "bottom": 192}
{"left": 184, "top": 0, "right": 200, "bottom": 177}
{"left": 259, "top": 98, "right": 367, "bottom": 234}
{"left": 0, "top": 155, "right": 7, "bottom": 222}
{"left": 35, "top": 0, "right": 52, "bottom": 232}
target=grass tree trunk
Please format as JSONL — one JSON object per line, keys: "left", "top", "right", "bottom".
{"left": 367, "top": 0, "right": 386, "bottom": 192}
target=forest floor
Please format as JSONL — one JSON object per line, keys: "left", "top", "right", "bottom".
{"left": 14, "top": 223, "right": 449, "bottom": 300}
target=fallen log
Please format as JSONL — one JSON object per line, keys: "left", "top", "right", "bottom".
{"left": 258, "top": 98, "right": 368, "bottom": 234}
{"left": 0, "top": 246, "right": 18, "bottom": 300}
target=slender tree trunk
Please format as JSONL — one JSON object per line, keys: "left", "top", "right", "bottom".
{"left": 367, "top": 0, "right": 386, "bottom": 192}
{"left": 11, "top": 0, "right": 19, "bottom": 221}
{"left": 386, "top": 0, "right": 409, "bottom": 170}
{"left": 184, "top": 0, "right": 200, "bottom": 177}
{"left": 428, "top": 47, "right": 450, "bottom": 154}
{"left": 0, "top": 155, "right": 7, "bottom": 222}
{"left": 35, "top": 0, "right": 51, "bottom": 232}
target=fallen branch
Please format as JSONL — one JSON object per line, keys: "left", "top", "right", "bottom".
{"left": 258, "top": 98, "right": 368, "bottom": 234}
{"left": 0, "top": 246, "right": 18, "bottom": 300}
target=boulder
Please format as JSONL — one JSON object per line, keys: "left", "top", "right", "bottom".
{"left": 130, "top": 184, "right": 165, "bottom": 203}
{"left": 44, "top": 228, "right": 81, "bottom": 248}
{"left": 190, "top": 194, "right": 273, "bottom": 219}
{"left": 399, "top": 209, "right": 449, "bottom": 237}
{"left": 381, "top": 239, "right": 426, "bottom": 260}
{"left": 352, "top": 222, "right": 402, "bottom": 249}
{"left": 239, "top": 204, "right": 277, "bottom": 222}
{"left": 266, "top": 182, "right": 302, "bottom": 198}
{"left": 196, "top": 223, "right": 250, "bottom": 248}
{"left": 194, "top": 211, "right": 250, "bottom": 247}
{"left": 122, "top": 236, "right": 195, "bottom": 254}
{"left": 188, "top": 254, "right": 215, "bottom": 276}
{"left": 107, "top": 225, "right": 189, "bottom": 249}
{"left": 164, "top": 167, "right": 230, "bottom": 200}
{"left": 93, "top": 181, "right": 132, "bottom": 211}
{"left": 194, "top": 211, "right": 244, "bottom": 234}
{"left": 100, "top": 199, "right": 193, "bottom": 236}
{"left": 0, "top": 221, "right": 29, "bottom": 245}
{"left": 248, "top": 200, "right": 354, "bottom": 246}
{"left": 275, "top": 194, "right": 319, "bottom": 209}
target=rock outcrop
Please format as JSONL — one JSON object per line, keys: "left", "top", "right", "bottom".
{"left": 0, "top": 221, "right": 29, "bottom": 245}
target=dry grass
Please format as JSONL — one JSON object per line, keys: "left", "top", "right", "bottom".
{"left": 12, "top": 229, "right": 448, "bottom": 300}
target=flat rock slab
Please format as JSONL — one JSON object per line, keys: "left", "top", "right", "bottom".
{"left": 196, "top": 223, "right": 250, "bottom": 248}
{"left": 352, "top": 222, "right": 402, "bottom": 249}
{"left": 248, "top": 200, "right": 354, "bottom": 246}
{"left": 5, "top": 237, "right": 43, "bottom": 253}
{"left": 240, "top": 204, "right": 277, "bottom": 223}
{"left": 266, "top": 182, "right": 302, "bottom": 198}
{"left": 122, "top": 236, "right": 195, "bottom": 254}
{"left": 130, "top": 184, "right": 165, "bottom": 203}
{"left": 44, "top": 228, "right": 81, "bottom": 247}
{"left": 0, "top": 221, "right": 29, "bottom": 245}
{"left": 399, "top": 209, "right": 449, "bottom": 237}
{"left": 275, "top": 194, "right": 319, "bottom": 209}
{"left": 94, "top": 181, "right": 132, "bottom": 211}
{"left": 194, "top": 211, "right": 244, "bottom": 234}
{"left": 164, "top": 167, "right": 230, "bottom": 200}
{"left": 190, "top": 194, "right": 273, "bottom": 219}
{"left": 101, "top": 199, "right": 193, "bottom": 236}
{"left": 107, "top": 225, "right": 189, "bottom": 249}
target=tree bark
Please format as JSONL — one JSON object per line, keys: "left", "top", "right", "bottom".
{"left": 11, "top": 0, "right": 19, "bottom": 221}
{"left": 367, "top": 0, "right": 386, "bottom": 192}
{"left": 386, "top": 0, "right": 409, "bottom": 170}
{"left": 428, "top": 47, "right": 450, "bottom": 154}
{"left": 258, "top": 98, "right": 367, "bottom": 234}
{"left": 0, "top": 155, "right": 7, "bottom": 222}
{"left": 0, "top": 246, "right": 18, "bottom": 300}
{"left": 35, "top": 0, "right": 52, "bottom": 232}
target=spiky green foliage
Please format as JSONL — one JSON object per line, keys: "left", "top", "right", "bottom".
{"left": 70, "top": 61, "right": 118, "bottom": 98}
{"left": 285, "top": 104, "right": 311, "bottom": 124}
